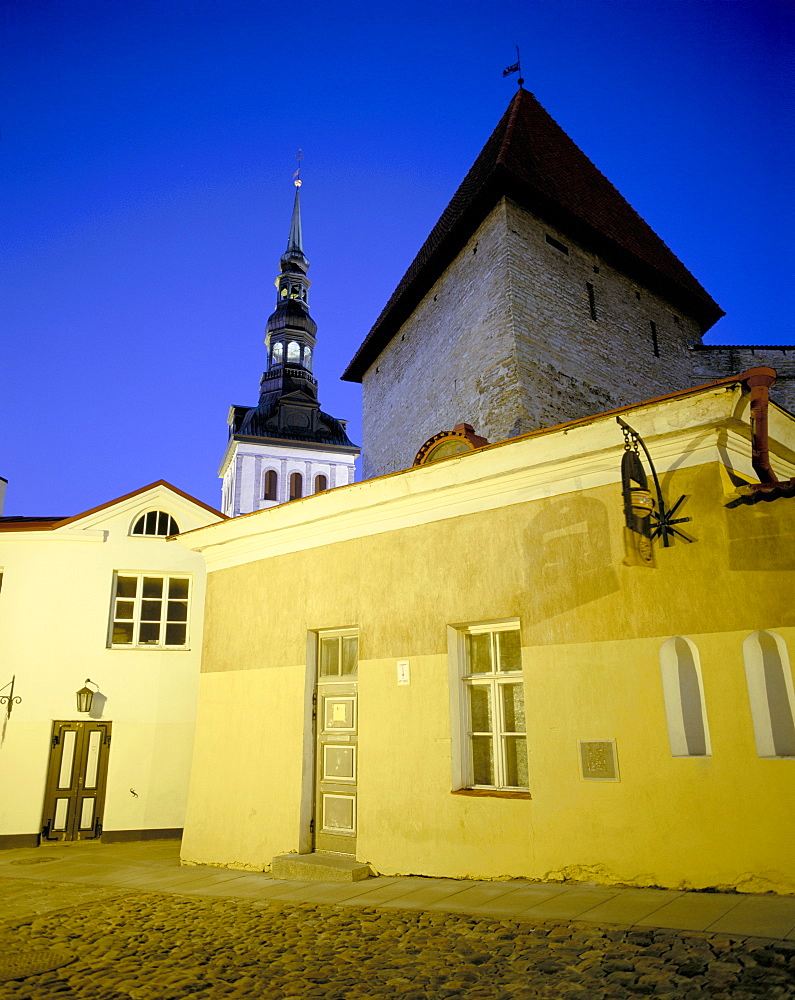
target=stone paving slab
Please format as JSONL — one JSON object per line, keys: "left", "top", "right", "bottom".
{"left": 258, "top": 876, "right": 401, "bottom": 905}
{"left": 0, "top": 876, "right": 128, "bottom": 925}
{"left": 516, "top": 887, "right": 622, "bottom": 920}
{"left": 581, "top": 888, "right": 685, "bottom": 925}
{"left": 635, "top": 891, "right": 744, "bottom": 931}
{"left": 707, "top": 894, "right": 795, "bottom": 939}
{"left": 2, "top": 841, "right": 795, "bottom": 942}
{"left": 374, "top": 879, "right": 475, "bottom": 909}
{"left": 423, "top": 880, "right": 554, "bottom": 911}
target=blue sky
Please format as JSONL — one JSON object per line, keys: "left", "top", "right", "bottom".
{"left": 2, "top": 0, "right": 793, "bottom": 515}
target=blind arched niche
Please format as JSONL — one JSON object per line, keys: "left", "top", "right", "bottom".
{"left": 743, "top": 631, "right": 795, "bottom": 758}
{"left": 659, "top": 636, "right": 710, "bottom": 756}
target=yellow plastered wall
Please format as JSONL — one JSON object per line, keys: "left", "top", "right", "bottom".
{"left": 182, "top": 459, "right": 795, "bottom": 891}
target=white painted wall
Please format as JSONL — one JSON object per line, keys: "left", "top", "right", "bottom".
{"left": 0, "top": 484, "right": 221, "bottom": 840}
{"left": 219, "top": 439, "right": 358, "bottom": 517}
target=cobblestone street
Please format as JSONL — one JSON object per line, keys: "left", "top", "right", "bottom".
{"left": 1, "top": 881, "right": 794, "bottom": 1000}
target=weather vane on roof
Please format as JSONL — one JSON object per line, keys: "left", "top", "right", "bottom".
{"left": 503, "top": 46, "right": 524, "bottom": 88}
{"left": 292, "top": 149, "right": 303, "bottom": 188}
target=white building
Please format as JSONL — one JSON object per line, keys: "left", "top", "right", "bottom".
{"left": 0, "top": 481, "right": 223, "bottom": 847}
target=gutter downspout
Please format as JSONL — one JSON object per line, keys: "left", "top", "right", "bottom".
{"left": 742, "top": 367, "right": 779, "bottom": 485}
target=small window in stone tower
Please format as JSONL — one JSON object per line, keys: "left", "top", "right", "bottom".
{"left": 650, "top": 321, "right": 660, "bottom": 357}
{"left": 315, "top": 474, "right": 328, "bottom": 493}
{"left": 290, "top": 472, "right": 303, "bottom": 501}
{"left": 264, "top": 470, "right": 278, "bottom": 502}
{"left": 586, "top": 282, "right": 597, "bottom": 321}
{"left": 545, "top": 234, "right": 569, "bottom": 255}
{"left": 287, "top": 341, "right": 300, "bottom": 363}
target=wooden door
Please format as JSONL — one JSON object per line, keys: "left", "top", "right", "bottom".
{"left": 41, "top": 721, "right": 111, "bottom": 842}
{"left": 314, "top": 633, "right": 358, "bottom": 855}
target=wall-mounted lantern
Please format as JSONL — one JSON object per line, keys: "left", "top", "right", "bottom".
{"left": 617, "top": 416, "right": 693, "bottom": 568}
{"left": 0, "top": 675, "right": 22, "bottom": 719}
{"left": 76, "top": 679, "right": 99, "bottom": 714}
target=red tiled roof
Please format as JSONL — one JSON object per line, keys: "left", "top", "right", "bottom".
{"left": 0, "top": 480, "right": 226, "bottom": 531}
{"left": 343, "top": 89, "right": 723, "bottom": 382}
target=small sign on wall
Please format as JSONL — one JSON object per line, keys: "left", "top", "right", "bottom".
{"left": 397, "top": 660, "right": 410, "bottom": 686}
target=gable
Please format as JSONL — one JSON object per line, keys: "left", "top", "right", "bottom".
{"left": 343, "top": 89, "right": 723, "bottom": 382}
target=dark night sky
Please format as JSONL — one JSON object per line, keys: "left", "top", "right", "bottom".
{"left": 2, "top": 0, "right": 793, "bottom": 515}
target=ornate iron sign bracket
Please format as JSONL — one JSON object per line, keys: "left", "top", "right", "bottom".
{"left": 617, "top": 417, "right": 693, "bottom": 547}
{"left": 0, "top": 675, "right": 22, "bottom": 719}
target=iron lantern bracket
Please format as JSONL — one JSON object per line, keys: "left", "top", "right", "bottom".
{"left": 617, "top": 417, "right": 692, "bottom": 546}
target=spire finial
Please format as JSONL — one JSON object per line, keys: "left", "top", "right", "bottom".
{"left": 285, "top": 151, "right": 305, "bottom": 257}
{"left": 292, "top": 148, "right": 303, "bottom": 188}
{"left": 502, "top": 45, "right": 524, "bottom": 88}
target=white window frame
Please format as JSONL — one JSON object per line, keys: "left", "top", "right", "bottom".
{"left": 108, "top": 572, "right": 191, "bottom": 649}
{"left": 447, "top": 619, "right": 527, "bottom": 791}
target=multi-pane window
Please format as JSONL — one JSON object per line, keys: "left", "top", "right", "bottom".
{"left": 110, "top": 574, "right": 190, "bottom": 648}
{"left": 319, "top": 633, "right": 358, "bottom": 677}
{"left": 461, "top": 626, "right": 527, "bottom": 789}
{"left": 131, "top": 511, "right": 179, "bottom": 537}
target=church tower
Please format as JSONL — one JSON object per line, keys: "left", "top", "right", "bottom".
{"left": 220, "top": 177, "right": 359, "bottom": 517}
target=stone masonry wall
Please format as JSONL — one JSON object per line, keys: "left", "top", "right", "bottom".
{"left": 361, "top": 197, "right": 709, "bottom": 478}
{"left": 506, "top": 199, "right": 704, "bottom": 433}
{"left": 361, "top": 201, "right": 518, "bottom": 478}
{"left": 692, "top": 346, "right": 795, "bottom": 415}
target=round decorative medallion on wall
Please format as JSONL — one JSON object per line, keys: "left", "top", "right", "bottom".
{"left": 413, "top": 423, "right": 490, "bottom": 467}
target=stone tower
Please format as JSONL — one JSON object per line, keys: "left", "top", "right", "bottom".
{"left": 220, "top": 178, "right": 359, "bottom": 517}
{"left": 343, "top": 88, "right": 730, "bottom": 479}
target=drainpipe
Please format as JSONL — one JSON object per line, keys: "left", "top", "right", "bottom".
{"left": 742, "top": 367, "right": 778, "bottom": 485}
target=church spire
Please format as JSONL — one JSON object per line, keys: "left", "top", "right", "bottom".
{"left": 286, "top": 180, "right": 304, "bottom": 256}
{"left": 219, "top": 159, "right": 359, "bottom": 518}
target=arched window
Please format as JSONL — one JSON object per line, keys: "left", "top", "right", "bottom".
{"left": 743, "top": 631, "right": 795, "bottom": 757}
{"left": 280, "top": 286, "right": 288, "bottom": 299}
{"left": 271, "top": 341, "right": 283, "bottom": 365}
{"left": 314, "top": 474, "right": 327, "bottom": 493}
{"left": 289, "top": 472, "right": 303, "bottom": 501}
{"left": 287, "top": 341, "right": 300, "bottom": 363}
{"left": 131, "top": 511, "right": 180, "bottom": 537}
{"left": 263, "top": 470, "right": 278, "bottom": 502}
{"left": 304, "top": 346, "right": 313, "bottom": 370}
{"left": 659, "top": 637, "right": 710, "bottom": 756}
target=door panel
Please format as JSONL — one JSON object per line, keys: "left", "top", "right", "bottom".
{"left": 41, "top": 721, "right": 111, "bottom": 842}
{"left": 314, "top": 632, "right": 358, "bottom": 855}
